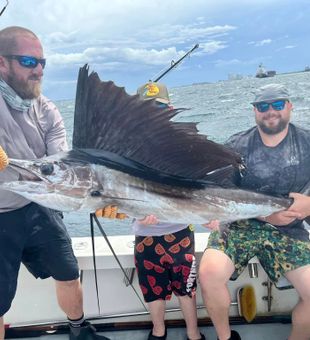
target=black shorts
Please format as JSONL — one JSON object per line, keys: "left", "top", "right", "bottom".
{"left": 0, "top": 203, "right": 79, "bottom": 316}
{"left": 134, "top": 226, "right": 197, "bottom": 303}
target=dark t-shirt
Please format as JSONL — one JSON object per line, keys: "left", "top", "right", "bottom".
{"left": 225, "top": 123, "right": 310, "bottom": 241}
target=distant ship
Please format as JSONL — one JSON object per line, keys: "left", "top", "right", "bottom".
{"left": 305, "top": 66, "right": 310, "bottom": 72}
{"left": 255, "top": 63, "right": 276, "bottom": 78}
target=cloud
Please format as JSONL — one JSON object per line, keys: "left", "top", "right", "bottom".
{"left": 215, "top": 59, "right": 242, "bottom": 67}
{"left": 44, "top": 21, "right": 235, "bottom": 71}
{"left": 249, "top": 39, "right": 272, "bottom": 47}
{"left": 46, "top": 31, "right": 80, "bottom": 44}
{"left": 214, "top": 56, "right": 275, "bottom": 68}
{"left": 274, "top": 44, "right": 297, "bottom": 52}
{"left": 199, "top": 41, "right": 228, "bottom": 55}
{"left": 48, "top": 47, "right": 184, "bottom": 68}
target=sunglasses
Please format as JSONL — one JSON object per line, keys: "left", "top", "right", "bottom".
{"left": 254, "top": 100, "right": 287, "bottom": 113}
{"left": 156, "top": 102, "right": 169, "bottom": 109}
{"left": 4, "top": 55, "right": 46, "bottom": 69}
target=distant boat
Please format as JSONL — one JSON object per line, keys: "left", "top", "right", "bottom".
{"left": 305, "top": 66, "right": 310, "bottom": 72}
{"left": 256, "top": 64, "right": 276, "bottom": 78}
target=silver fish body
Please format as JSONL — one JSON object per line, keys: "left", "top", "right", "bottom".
{"left": 0, "top": 154, "right": 291, "bottom": 224}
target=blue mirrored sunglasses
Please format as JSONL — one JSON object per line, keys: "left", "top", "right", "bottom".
{"left": 4, "top": 55, "right": 46, "bottom": 69}
{"left": 254, "top": 100, "right": 287, "bottom": 113}
{"left": 156, "top": 102, "right": 169, "bottom": 109}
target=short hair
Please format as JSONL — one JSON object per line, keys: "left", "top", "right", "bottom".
{"left": 0, "top": 26, "right": 39, "bottom": 55}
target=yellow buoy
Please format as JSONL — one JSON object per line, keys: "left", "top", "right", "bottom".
{"left": 238, "top": 285, "right": 257, "bottom": 323}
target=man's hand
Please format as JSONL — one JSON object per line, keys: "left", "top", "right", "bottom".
{"left": 202, "top": 220, "right": 220, "bottom": 231}
{"left": 288, "top": 192, "right": 310, "bottom": 219}
{"left": 257, "top": 192, "right": 310, "bottom": 226}
{"left": 0, "top": 146, "right": 9, "bottom": 171}
{"left": 95, "top": 205, "right": 128, "bottom": 219}
{"left": 137, "top": 214, "right": 159, "bottom": 225}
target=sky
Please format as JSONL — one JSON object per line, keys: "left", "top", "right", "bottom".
{"left": 1, "top": 0, "right": 310, "bottom": 100}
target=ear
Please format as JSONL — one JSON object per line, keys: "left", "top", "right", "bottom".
{"left": 0, "top": 55, "right": 6, "bottom": 67}
{"left": 0, "top": 56, "right": 9, "bottom": 78}
{"left": 287, "top": 101, "right": 293, "bottom": 110}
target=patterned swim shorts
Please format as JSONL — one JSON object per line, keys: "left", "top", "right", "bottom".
{"left": 207, "top": 219, "right": 310, "bottom": 283}
{"left": 134, "top": 226, "right": 196, "bottom": 303}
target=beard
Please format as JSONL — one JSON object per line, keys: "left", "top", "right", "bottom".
{"left": 6, "top": 72, "right": 41, "bottom": 100}
{"left": 256, "top": 114, "right": 289, "bottom": 135}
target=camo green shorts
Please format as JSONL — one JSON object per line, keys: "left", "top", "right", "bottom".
{"left": 207, "top": 219, "right": 310, "bottom": 283}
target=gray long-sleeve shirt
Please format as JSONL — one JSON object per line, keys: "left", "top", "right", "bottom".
{"left": 0, "top": 93, "right": 68, "bottom": 212}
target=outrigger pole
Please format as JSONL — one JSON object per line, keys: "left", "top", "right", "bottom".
{"left": 151, "top": 43, "right": 199, "bottom": 82}
{"left": 0, "top": 0, "right": 9, "bottom": 16}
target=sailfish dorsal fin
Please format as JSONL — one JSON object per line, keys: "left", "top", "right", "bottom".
{"left": 73, "top": 64, "right": 242, "bottom": 182}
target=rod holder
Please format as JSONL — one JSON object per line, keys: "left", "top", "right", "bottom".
{"left": 248, "top": 263, "right": 258, "bottom": 278}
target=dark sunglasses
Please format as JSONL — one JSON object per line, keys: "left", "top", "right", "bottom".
{"left": 3, "top": 55, "right": 46, "bottom": 69}
{"left": 254, "top": 100, "right": 287, "bottom": 113}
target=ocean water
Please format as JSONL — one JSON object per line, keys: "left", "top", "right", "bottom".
{"left": 56, "top": 72, "right": 310, "bottom": 237}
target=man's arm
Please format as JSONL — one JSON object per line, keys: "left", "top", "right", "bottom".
{"left": 258, "top": 210, "right": 301, "bottom": 226}
{"left": 37, "top": 97, "right": 68, "bottom": 155}
{"left": 45, "top": 111, "right": 68, "bottom": 155}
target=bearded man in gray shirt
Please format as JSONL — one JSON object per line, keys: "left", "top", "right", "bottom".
{"left": 0, "top": 26, "right": 109, "bottom": 340}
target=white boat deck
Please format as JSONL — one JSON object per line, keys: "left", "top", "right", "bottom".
{"left": 5, "top": 232, "right": 296, "bottom": 339}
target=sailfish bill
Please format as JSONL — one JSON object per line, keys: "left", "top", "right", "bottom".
{"left": 0, "top": 65, "right": 292, "bottom": 224}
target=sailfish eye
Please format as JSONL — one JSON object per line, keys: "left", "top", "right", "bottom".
{"left": 90, "top": 190, "right": 101, "bottom": 197}
{"left": 40, "top": 163, "right": 54, "bottom": 175}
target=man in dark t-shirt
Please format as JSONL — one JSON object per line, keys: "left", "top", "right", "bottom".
{"left": 199, "top": 84, "right": 310, "bottom": 340}
{"left": 226, "top": 123, "right": 310, "bottom": 242}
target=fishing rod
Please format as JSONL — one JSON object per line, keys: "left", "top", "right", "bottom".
{"left": 0, "top": 0, "right": 9, "bottom": 16}
{"left": 151, "top": 43, "right": 199, "bottom": 82}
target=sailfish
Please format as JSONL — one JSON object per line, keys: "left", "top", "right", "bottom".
{"left": 0, "top": 65, "right": 292, "bottom": 224}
